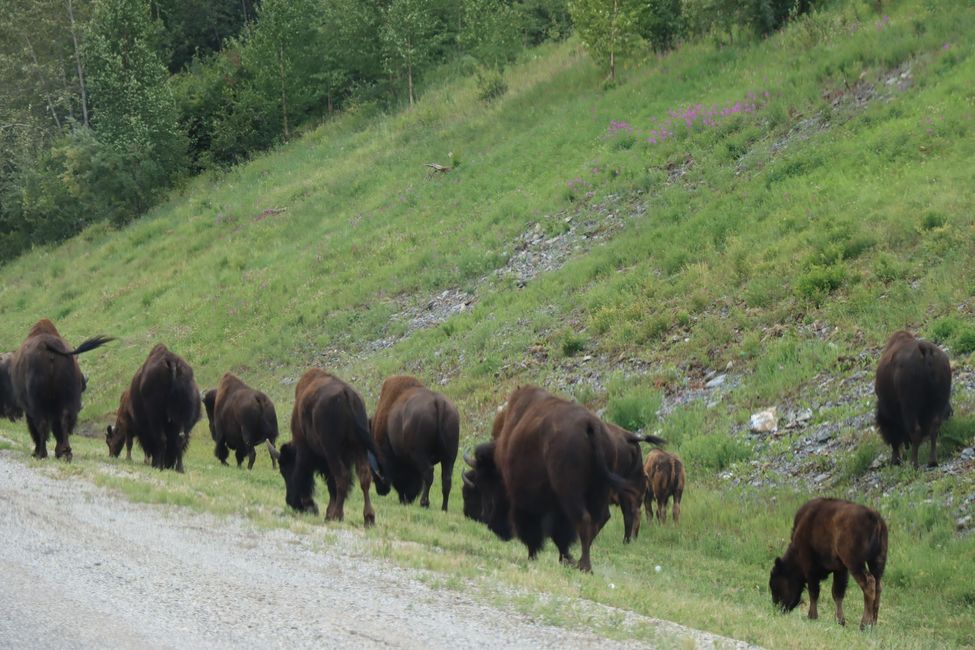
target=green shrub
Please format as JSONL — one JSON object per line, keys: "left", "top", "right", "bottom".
{"left": 954, "top": 328, "right": 975, "bottom": 355}
{"left": 796, "top": 263, "right": 845, "bottom": 303}
{"left": 639, "top": 0, "right": 685, "bottom": 52}
{"left": 839, "top": 436, "right": 883, "bottom": 482}
{"left": 560, "top": 330, "right": 587, "bottom": 356}
{"left": 475, "top": 67, "right": 508, "bottom": 103}
{"left": 930, "top": 317, "right": 961, "bottom": 344}
{"left": 681, "top": 432, "right": 751, "bottom": 471}
{"left": 606, "top": 385, "right": 662, "bottom": 432}
{"left": 940, "top": 414, "right": 975, "bottom": 459}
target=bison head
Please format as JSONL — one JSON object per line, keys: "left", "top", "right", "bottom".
{"left": 106, "top": 408, "right": 132, "bottom": 458}
{"left": 462, "top": 441, "right": 512, "bottom": 540}
{"left": 276, "top": 442, "right": 319, "bottom": 515}
{"left": 0, "top": 354, "right": 23, "bottom": 422}
{"left": 769, "top": 557, "right": 804, "bottom": 612}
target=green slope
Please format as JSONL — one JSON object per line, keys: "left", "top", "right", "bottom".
{"left": 2, "top": 1, "right": 975, "bottom": 647}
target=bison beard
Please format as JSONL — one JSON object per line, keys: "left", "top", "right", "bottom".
{"left": 371, "top": 375, "right": 459, "bottom": 511}
{"left": 274, "top": 369, "right": 389, "bottom": 526}
{"left": 462, "top": 386, "right": 641, "bottom": 573}
{"left": 770, "top": 498, "right": 888, "bottom": 630}
{"left": 6, "top": 319, "right": 113, "bottom": 461}
{"left": 114, "top": 344, "right": 201, "bottom": 472}
{"left": 874, "top": 330, "right": 952, "bottom": 467}
{"left": 201, "top": 373, "right": 280, "bottom": 470}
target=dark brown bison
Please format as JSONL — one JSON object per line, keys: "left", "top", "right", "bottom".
{"left": 371, "top": 375, "right": 459, "bottom": 510}
{"left": 644, "top": 448, "right": 685, "bottom": 525}
{"left": 0, "top": 353, "right": 23, "bottom": 422}
{"left": 105, "top": 388, "right": 147, "bottom": 463}
{"left": 4, "top": 319, "right": 112, "bottom": 460}
{"left": 604, "top": 422, "right": 665, "bottom": 543}
{"left": 202, "top": 373, "right": 279, "bottom": 470}
{"left": 111, "top": 344, "right": 200, "bottom": 472}
{"left": 770, "top": 498, "right": 887, "bottom": 629}
{"left": 271, "top": 369, "right": 389, "bottom": 526}
{"left": 462, "top": 386, "right": 641, "bottom": 572}
{"left": 875, "top": 330, "right": 952, "bottom": 467}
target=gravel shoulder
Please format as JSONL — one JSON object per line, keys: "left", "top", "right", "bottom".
{"left": 0, "top": 452, "right": 755, "bottom": 649}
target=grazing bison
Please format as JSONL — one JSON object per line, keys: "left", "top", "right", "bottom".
{"left": 106, "top": 388, "right": 147, "bottom": 463}
{"left": 604, "top": 422, "right": 665, "bottom": 543}
{"left": 0, "top": 353, "right": 23, "bottom": 422}
{"left": 770, "top": 498, "right": 887, "bottom": 630}
{"left": 644, "top": 448, "right": 685, "bottom": 525}
{"left": 875, "top": 330, "right": 952, "bottom": 467}
{"left": 271, "top": 369, "right": 389, "bottom": 526}
{"left": 112, "top": 344, "right": 200, "bottom": 472}
{"left": 5, "top": 319, "right": 112, "bottom": 460}
{"left": 371, "top": 375, "right": 459, "bottom": 510}
{"left": 462, "top": 386, "right": 640, "bottom": 572}
{"left": 202, "top": 373, "right": 279, "bottom": 470}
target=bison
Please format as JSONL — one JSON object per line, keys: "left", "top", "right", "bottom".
{"left": 462, "top": 386, "right": 641, "bottom": 572}
{"left": 644, "top": 449, "right": 685, "bottom": 525}
{"left": 604, "top": 422, "right": 665, "bottom": 543}
{"left": 271, "top": 369, "right": 389, "bottom": 526}
{"left": 105, "top": 388, "right": 147, "bottom": 463}
{"left": 202, "top": 373, "right": 279, "bottom": 470}
{"left": 875, "top": 330, "right": 952, "bottom": 467}
{"left": 110, "top": 344, "right": 200, "bottom": 472}
{"left": 770, "top": 498, "right": 887, "bottom": 629}
{"left": 370, "top": 375, "right": 459, "bottom": 511}
{"left": 4, "top": 319, "right": 112, "bottom": 460}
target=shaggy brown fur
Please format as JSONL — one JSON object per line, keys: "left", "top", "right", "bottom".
{"left": 770, "top": 498, "right": 888, "bottom": 629}
{"left": 274, "top": 369, "right": 388, "bottom": 526}
{"left": 7, "top": 319, "right": 112, "bottom": 460}
{"left": 604, "top": 422, "right": 665, "bottom": 542}
{"left": 202, "top": 373, "right": 279, "bottom": 470}
{"left": 113, "top": 344, "right": 200, "bottom": 472}
{"left": 106, "top": 388, "right": 146, "bottom": 463}
{"left": 643, "top": 449, "right": 685, "bottom": 525}
{"left": 371, "top": 375, "right": 459, "bottom": 510}
{"left": 462, "top": 386, "right": 639, "bottom": 573}
{"left": 875, "top": 331, "right": 952, "bottom": 467}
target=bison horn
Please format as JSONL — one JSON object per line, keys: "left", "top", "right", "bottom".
{"left": 464, "top": 450, "right": 476, "bottom": 468}
{"left": 462, "top": 472, "right": 475, "bottom": 488}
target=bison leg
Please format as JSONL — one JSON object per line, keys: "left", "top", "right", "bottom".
{"left": 214, "top": 437, "right": 230, "bottom": 465}
{"left": 513, "top": 508, "right": 546, "bottom": 561}
{"left": 26, "top": 415, "right": 49, "bottom": 459}
{"left": 551, "top": 512, "right": 576, "bottom": 566}
{"left": 354, "top": 455, "right": 376, "bottom": 527}
{"left": 872, "top": 576, "right": 881, "bottom": 624}
{"left": 125, "top": 433, "right": 134, "bottom": 462}
{"left": 235, "top": 447, "right": 248, "bottom": 468}
{"left": 831, "top": 569, "right": 849, "bottom": 626}
{"left": 927, "top": 425, "right": 939, "bottom": 468}
{"left": 806, "top": 576, "right": 821, "bottom": 620}
{"left": 440, "top": 459, "right": 453, "bottom": 512}
{"left": 419, "top": 465, "right": 434, "bottom": 509}
{"left": 889, "top": 442, "right": 902, "bottom": 466}
{"left": 52, "top": 415, "right": 72, "bottom": 462}
{"left": 576, "top": 511, "right": 595, "bottom": 573}
{"left": 656, "top": 498, "right": 668, "bottom": 525}
{"left": 621, "top": 499, "right": 636, "bottom": 544}
{"left": 851, "top": 570, "right": 877, "bottom": 629}
{"left": 644, "top": 490, "right": 654, "bottom": 524}
{"left": 247, "top": 448, "right": 257, "bottom": 470}
{"left": 910, "top": 441, "right": 921, "bottom": 469}
{"left": 672, "top": 495, "right": 682, "bottom": 525}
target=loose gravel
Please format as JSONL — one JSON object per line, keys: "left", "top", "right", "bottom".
{"left": 0, "top": 452, "right": 755, "bottom": 649}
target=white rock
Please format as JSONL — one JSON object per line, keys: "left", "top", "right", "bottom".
{"left": 749, "top": 408, "right": 778, "bottom": 434}
{"left": 654, "top": 565, "right": 662, "bottom": 573}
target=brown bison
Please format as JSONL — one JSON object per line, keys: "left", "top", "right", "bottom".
{"left": 371, "top": 375, "right": 459, "bottom": 510}
{"left": 644, "top": 449, "right": 685, "bottom": 525}
{"left": 875, "top": 330, "right": 952, "bottom": 467}
{"left": 3, "top": 319, "right": 112, "bottom": 460}
{"left": 604, "top": 422, "right": 666, "bottom": 543}
{"left": 271, "top": 369, "right": 389, "bottom": 526}
{"left": 202, "top": 373, "right": 279, "bottom": 470}
{"left": 462, "top": 386, "right": 642, "bottom": 572}
{"left": 0, "top": 353, "right": 23, "bottom": 422}
{"left": 770, "top": 498, "right": 887, "bottom": 629}
{"left": 110, "top": 344, "right": 200, "bottom": 472}
{"left": 105, "top": 388, "right": 147, "bottom": 463}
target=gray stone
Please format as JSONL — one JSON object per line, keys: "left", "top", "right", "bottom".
{"left": 705, "top": 374, "right": 726, "bottom": 388}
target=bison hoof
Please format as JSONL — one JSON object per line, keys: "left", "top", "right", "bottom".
{"left": 364, "top": 514, "right": 376, "bottom": 528}
{"left": 837, "top": 617, "right": 846, "bottom": 627}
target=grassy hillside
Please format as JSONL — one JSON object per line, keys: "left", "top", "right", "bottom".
{"left": 2, "top": 1, "right": 975, "bottom": 647}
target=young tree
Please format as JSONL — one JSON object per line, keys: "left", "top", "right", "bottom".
{"left": 381, "top": 0, "right": 443, "bottom": 106}
{"left": 460, "top": 0, "right": 523, "bottom": 70}
{"left": 569, "top": 0, "right": 642, "bottom": 82}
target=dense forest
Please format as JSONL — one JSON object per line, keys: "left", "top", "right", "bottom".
{"left": 0, "top": 0, "right": 815, "bottom": 262}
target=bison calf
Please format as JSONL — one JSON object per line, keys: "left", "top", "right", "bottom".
{"left": 106, "top": 389, "right": 148, "bottom": 463}
{"left": 875, "top": 330, "right": 951, "bottom": 468}
{"left": 770, "top": 498, "right": 887, "bottom": 629}
{"left": 202, "top": 373, "right": 279, "bottom": 470}
{"left": 643, "top": 449, "right": 685, "bottom": 525}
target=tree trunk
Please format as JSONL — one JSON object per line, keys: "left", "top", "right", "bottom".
{"left": 278, "top": 45, "right": 289, "bottom": 138}
{"left": 407, "top": 63, "right": 414, "bottom": 107}
{"left": 609, "top": 48, "right": 615, "bottom": 83}
{"left": 66, "top": 0, "right": 89, "bottom": 127}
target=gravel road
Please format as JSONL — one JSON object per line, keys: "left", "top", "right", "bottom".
{"left": 0, "top": 452, "right": 755, "bottom": 649}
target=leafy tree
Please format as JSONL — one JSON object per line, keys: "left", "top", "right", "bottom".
{"left": 515, "top": 0, "right": 571, "bottom": 45}
{"left": 152, "top": 0, "right": 256, "bottom": 72}
{"left": 569, "top": 0, "right": 642, "bottom": 82}
{"left": 381, "top": 0, "right": 444, "bottom": 106}
{"left": 638, "top": 0, "right": 684, "bottom": 53}
{"left": 460, "top": 0, "right": 523, "bottom": 70}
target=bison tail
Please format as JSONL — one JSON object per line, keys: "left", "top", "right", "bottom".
{"left": 348, "top": 392, "right": 390, "bottom": 495}
{"left": 44, "top": 335, "right": 115, "bottom": 357}
{"left": 587, "top": 420, "right": 639, "bottom": 502}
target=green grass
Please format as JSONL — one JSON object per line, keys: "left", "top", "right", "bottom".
{"left": 2, "top": 1, "right": 975, "bottom": 647}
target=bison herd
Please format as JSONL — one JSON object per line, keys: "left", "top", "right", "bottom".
{"left": 0, "top": 321, "right": 960, "bottom": 629}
